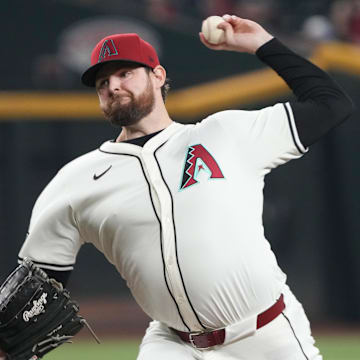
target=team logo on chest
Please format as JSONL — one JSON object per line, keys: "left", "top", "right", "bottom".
{"left": 179, "top": 144, "right": 224, "bottom": 190}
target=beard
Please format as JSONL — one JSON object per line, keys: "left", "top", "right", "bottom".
{"left": 101, "top": 79, "right": 155, "bottom": 127}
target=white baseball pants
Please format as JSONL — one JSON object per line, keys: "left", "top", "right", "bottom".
{"left": 137, "top": 285, "right": 322, "bottom": 360}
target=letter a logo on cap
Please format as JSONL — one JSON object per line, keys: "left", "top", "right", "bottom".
{"left": 98, "top": 39, "right": 119, "bottom": 63}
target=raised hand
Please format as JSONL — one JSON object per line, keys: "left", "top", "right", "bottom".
{"left": 199, "top": 14, "right": 274, "bottom": 54}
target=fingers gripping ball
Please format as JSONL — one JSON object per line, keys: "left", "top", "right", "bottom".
{"left": 201, "top": 16, "right": 226, "bottom": 44}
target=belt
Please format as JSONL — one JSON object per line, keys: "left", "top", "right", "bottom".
{"left": 172, "top": 294, "right": 285, "bottom": 349}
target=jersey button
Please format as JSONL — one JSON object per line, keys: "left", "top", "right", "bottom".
{"left": 167, "top": 257, "right": 174, "bottom": 266}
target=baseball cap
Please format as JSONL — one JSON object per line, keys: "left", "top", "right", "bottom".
{"left": 81, "top": 33, "right": 160, "bottom": 87}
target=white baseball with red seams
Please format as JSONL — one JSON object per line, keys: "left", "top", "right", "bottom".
{"left": 201, "top": 16, "right": 226, "bottom": 44}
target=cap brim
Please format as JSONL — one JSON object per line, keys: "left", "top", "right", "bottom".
{"left": 81, "top": 59, "right": 153, "bottom": 87}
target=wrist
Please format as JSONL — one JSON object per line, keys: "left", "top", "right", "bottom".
{"left": 253, "top": 34, "right": 274, "bottom": 54}
{"left": 255, "top": 37, "right": 280, "bottom": 57}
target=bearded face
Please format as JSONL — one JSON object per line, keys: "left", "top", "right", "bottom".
{"left": 100, "top": 74, "right": 155, "bottom": 127}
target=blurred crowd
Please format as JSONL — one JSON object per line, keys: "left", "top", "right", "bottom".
{"left": 30, "top": 0, "right": 360, "bottom": 90}
{"left": 301, "top": 0, "right": 360, "bottom": 43}
{"left": 144, "top": 0, "right": 360, "bottom": 44}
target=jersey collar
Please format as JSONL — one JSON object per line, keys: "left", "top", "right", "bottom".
{"left": 99, "top": 122, "right": 185, "bottom": 155}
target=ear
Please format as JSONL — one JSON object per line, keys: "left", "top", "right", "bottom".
{"left": 151, "top": 65, "right": 166, "bottom": 88}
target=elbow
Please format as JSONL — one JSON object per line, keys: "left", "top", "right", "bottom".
{"left": 329, "top": 95, "right": 356, "bottom": 125}
{"left": 342, "top": 96, "right": 357, "bottom": 120}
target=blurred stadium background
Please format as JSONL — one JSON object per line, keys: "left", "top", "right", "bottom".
{"left": 1, "top": 0, "right": 360, "bottom": 358}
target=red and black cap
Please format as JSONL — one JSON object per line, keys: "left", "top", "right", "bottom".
{"left": 81, "top": 33, "right": 160, "bottom": 87}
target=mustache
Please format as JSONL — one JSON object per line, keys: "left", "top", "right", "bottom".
{"left": 109, "top": 92, "right": 133, "bottom": 103}
{"left": 102, "top": 92, "right": 134, "bottom": 118}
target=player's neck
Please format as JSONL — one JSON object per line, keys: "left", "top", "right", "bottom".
{"left": 116, "top": 105, "right": 173, "bottom": 142}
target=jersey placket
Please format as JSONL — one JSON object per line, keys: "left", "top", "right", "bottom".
{"left": 141, "top": 145, "right": 204, "bottom": 332}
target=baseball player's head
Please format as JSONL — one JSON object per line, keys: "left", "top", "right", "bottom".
{"left": 81, "top": 33, "right": 170, "bottom": 127}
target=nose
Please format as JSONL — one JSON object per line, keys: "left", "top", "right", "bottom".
{"left": 108, "top": 75, "right": 122, "bottom": 93}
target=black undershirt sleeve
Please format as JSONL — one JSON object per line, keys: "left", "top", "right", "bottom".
{"left": 256, "top": 38, "right": 355, "bottom": 147}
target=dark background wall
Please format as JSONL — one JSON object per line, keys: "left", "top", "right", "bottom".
{"left": 0, "top": 0, "right": 359, "bottom": 325}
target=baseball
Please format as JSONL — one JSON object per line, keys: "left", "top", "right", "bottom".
{"left": 201, "top": 16, "right": 226, "bottom": 44}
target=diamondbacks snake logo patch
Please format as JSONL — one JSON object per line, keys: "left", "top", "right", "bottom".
{"left": 180, "top": 144, "right": 224, "bottom": 190}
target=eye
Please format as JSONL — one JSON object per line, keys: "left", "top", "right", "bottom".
{"left": 120, "top": 70, "right": 132, "bottom": 78}
{"left": 96, "top": 78, "right": 109, "bottom": 90}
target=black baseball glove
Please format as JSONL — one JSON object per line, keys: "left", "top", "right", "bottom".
{"left": 0, "top": 258, "right": 99, "bottom": 360}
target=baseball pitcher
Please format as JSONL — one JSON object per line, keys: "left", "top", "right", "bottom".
{"left": 1, "top": 14, "right": 354, "bottom": 360}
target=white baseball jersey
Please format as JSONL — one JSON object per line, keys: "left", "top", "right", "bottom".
{"left": 19, "top": 102, "right": 307, "bottom": 333}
